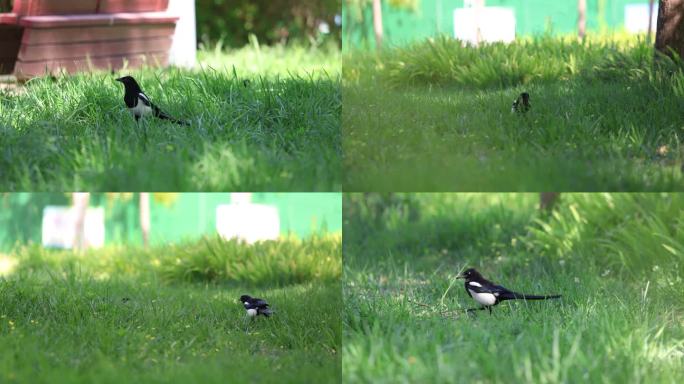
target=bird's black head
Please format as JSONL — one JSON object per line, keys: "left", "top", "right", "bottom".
{"left": 458, "top": 268, "right": 482, "bottom": 280}
{"left": 116, "top": 75, "right": 135, "bottom": 84}
{"left": 116, "top": 76, "right": 141, "bottom": 90}
{"left": 239, "top": 295, "right": 252, "bottom": 303}
{"left": 521, "top": 92, "right": 530, "bottom": 104}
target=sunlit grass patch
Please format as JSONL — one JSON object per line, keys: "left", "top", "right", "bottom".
{"left": 158, "top": 234, "right": 342, "bottom": 285}
{"left": 0, "top": 253, "right": 18, "bottom": 277}
{"left": 198, "top": 41, "right": 341, "bottom": 77}
{"left": 0, "top": 46, "right": 341, "bottom": 191}
{"left": 9, "top": 234, "right": 341, "bottom": 286}
{"left": 0, "top": 235, "right": 341, "bottom": 383}
{"left": 343, "top": 35, "right": 684, "bottom": 191}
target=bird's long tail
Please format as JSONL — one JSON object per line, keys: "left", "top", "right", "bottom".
{"left": 153, "top": 107, "right": 189, "bottom": 125}
{"left": 157, "top": 113, "right": 189, "bottom": 126}
{"left": 501, "top": 292, "right": 561, "bottom": 300}
{"left": 259, "top": 308, "right": 273, "bottom": 317}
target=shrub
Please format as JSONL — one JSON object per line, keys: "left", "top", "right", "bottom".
{"left": 196, "top": 0, "right": 341, "bottom": 47}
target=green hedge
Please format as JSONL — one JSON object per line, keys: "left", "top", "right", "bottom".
{"left": 9, "top": 234, "right": 342, "bottom": 287}
{"left": 196, "top": 0, "right": 341, "bottom": 47}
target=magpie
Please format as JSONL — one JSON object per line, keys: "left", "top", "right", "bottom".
{"left": 511, "top": 92, "right": 530, "bottom": 113}
{"left": 457, "top": 268, "right": 560, "bottom": 314}
{"left": 239, "top": 295, "right": 273, "bottom": 317}
{"left": 115, "top": 76, "right": 188, "bottom": 125}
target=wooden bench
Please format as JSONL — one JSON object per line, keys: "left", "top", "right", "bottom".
{"left": 0, "top": 0, "right": 178, "bottom": 79}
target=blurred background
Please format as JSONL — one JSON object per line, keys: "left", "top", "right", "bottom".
{"left": 344, "top": 192, "right": 683, "bottom": 280}
{"left": 0, "top": 0, "right": 342, "bottom": 79}
{"left": 0, "top": 192, "right": 341, "bottom": 252}
{"left": 195, "top": 0, "right": 341, "bottom": 48}
{"left": 343, "top": 0, "right": 659, "bottom": 50}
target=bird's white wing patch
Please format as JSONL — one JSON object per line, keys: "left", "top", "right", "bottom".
{"left": 244, "top": 302, "right": 249, "bottom": 305}
{"left": 138, "top": 92, "right": 151, "bottom": 106}
{"left": 468, "top": 281, "right": 482, "bottom": 287}
{"left": 468, "top": 289, "right": 496, "bottom": 306}
{"left": 131, "top": 93, "right": 153, "bottom": 117}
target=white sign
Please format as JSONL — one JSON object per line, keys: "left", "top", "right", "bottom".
{"left": 216, "top": 203, "right": 280, "bottom": 244}
{"left": 42, "top": 206, "right": 105, "bottom": 249}
{"left": 454, "top": 7, "right": 516, "bottom": 44}
{"left": 624, "top": 4, "right": 659, "bottom": 33}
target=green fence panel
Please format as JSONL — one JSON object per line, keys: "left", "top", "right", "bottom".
{"left": 0, "top": 193, "right": 342, "bottom": 251}
{"left": 344, "top": 0, "right": 654, "bottom": 50}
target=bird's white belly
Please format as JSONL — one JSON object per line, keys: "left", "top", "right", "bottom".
{"left": 246, "top": 308, "right": 257, "bottom": 317}
{"left": 468, "top": 289, "right": 496, "bottom": 306}
{"left": 132, "top": 101, "right": 152, "bottom": 117}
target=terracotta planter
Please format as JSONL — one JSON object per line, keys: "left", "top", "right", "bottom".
{"left": 11, "top": 0, "right": 169, "bottom": 15}
{"left": 12, "top": 0, "right": 99, "bottom": 16}
{"left": 15, "top": 13, "right": 177, "bottom": 79}
{"left": 99, "top": 0, "right": 170, "bottom": 13}
{"left": 0, "top": 0, "right": 178, "bottom": 78}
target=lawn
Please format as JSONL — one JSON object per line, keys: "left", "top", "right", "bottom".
{"left": 343, "top": 35, "right": 684, "bottom": 191}
{"left": 343, "top": 193, "right": 684, "bottom": 383}
{"left": 0, "top": 235, "right": 342, "bottom": 383}
{"left": 0, "top": 44, "right": 341, "bottom": 191}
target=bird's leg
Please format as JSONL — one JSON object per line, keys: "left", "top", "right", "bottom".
{"left": 488, "top": 306, "right": 492, "bottom": 315}
{"left": 242, "top": 316, "right": 250, "bottom": 333}
{"left": 465, "top": 307, "right": 487, "bottom": 313}
{"left": 134, "top": 116, "right": 144, "bottom": 150}
{"left": 140, "top": 118, "right": 149, "bottom": 152}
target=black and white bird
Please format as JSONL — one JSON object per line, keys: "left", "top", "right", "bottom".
{"left": 511, "top": 92, "right": 530, "bottom": 113}
{"left": 458, "top": 268, "right": 560, "bottom": 314}
{"left": 115, "top": 76, "right": 188, "bottom": 125}
{"left": 240, "top": 295, "right": 273, "bottom": 317}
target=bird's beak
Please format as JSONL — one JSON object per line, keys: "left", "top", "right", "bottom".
{"left": 115, "top": 77, "right": 123, "bottom": 82}
{"left": 456, "top": 271, "right": 465, "bottom": 279}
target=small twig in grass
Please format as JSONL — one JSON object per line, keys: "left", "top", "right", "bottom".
{"left": 409, "top": 300, "right": 431, "bottom": 308}
{"left": 439, "top": 276, "right": 458, "bottom": 307}
{"left": 408, "top": 299, "right": 481, "bottom": 318}
{"left": 409, "top": 299, "right": 453, "bottom": 316}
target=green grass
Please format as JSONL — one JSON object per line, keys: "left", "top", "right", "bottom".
{"left": 0, "top": 235, "right": 341, "bottom": 383}
{"left": 343, "top": 193, "right": 684, "bottom": 383}
{"left": 0, "top": 45, "right": 341, "bottom": 191}
{"left": 198, "top": 42, "right": 341, "bottom": 78}
{"left": 343, "top": 35, "right": 684, "bottom": 191}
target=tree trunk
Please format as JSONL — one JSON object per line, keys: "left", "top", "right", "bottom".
{"left": 72, "top": 193, "right": 90, "bottom": 251}
{"left": 372, "top": 0, "right": 383, "bottom": 50}
{"left": 539, "top": 193, "right": 560, "bottom": 212}
{"left": 655, "top": 0, "right": 684, "bottom": 60}
{"left": 578, "top": 0, "right": 587, "bottom": 40}
{"left": 472, "top": 0, "right": 485, "bottom": 46}
{"left": 140, "top": 193, "right": 150, "bottom": 248}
